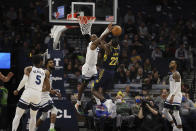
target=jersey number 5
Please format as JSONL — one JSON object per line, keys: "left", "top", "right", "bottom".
{"left": 35, "top": 75, "right": 41, "bottom": 85}
{"left": 109, "top": 57, "right": 118, "bottom": 66}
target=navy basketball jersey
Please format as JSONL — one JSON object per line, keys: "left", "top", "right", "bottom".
{"left": 103, "top": 45, "right": 120, "bottom": 70}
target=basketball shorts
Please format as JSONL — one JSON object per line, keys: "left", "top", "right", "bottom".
{"left": 82, "top": 64, "right": 97, "bottom": 84}
{"left": 164, "top": 93, "right": 182, "bottom": 110}
{"left": 18, "top": 88, "right": 41, "bottom": 111}
{"left": 39, "top": 92, "right": 54, "bottom": 112}
{"left": 93, "top": 69, "right": 115, "bottom": 90}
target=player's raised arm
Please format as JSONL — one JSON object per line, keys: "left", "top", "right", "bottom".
{"left": 90, "top": 23, "right": 113, "bottom": 50}
{"left": 99, "top": 22, "right": 113, "bottom": 40}
{"left": 0, "top": 72, "right": 14, "bottom": 82}
{"left": 13, "top": 66, "right": 32, "bottom": 95}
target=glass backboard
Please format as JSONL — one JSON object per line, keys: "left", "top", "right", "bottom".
{"left": 49, "top": 0, "right": 118, "bottom": 24}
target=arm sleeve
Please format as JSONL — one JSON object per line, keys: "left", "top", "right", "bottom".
{"left": 100, "top": 27, "right": 110, "bottom": 39}
{"left": 17, "top": 75, "right": 29, "bottom": 91}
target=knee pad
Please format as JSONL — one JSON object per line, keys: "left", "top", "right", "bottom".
{"left": 51, "top": 106, "right": 58, "bottom": 115}
{"left": 40, "top": 112, "right": 48, "bottom": 121}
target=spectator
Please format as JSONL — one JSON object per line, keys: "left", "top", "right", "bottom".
{"left": 137, "top": 99, "right": 164, "bottom": 131}
{"left": 151, "top": 71, "right": 161, "bottom": 84}
{"left": 155, "top": 89, "right": 168, "bottom": 113}
{"left": 163, "top": 46, "right": 174, "bottom": 58}
{"left": 125, "top": 70, "right": 131, "bottom": 83}
{"left": 124, "top": 9, "right": 135, "bottom": 24}
{"left": 131, "top": 96, "right": 142, "bottom": 116}
{"left": 181, "top": 92, "right": 196, "bottom": 116}
{"left": 151, "top": 47, "right": 163, "bottom": 60}
{"left": 131, "top": 34, "right": 143, "bottom": 50}
{"left": 115, "top": 91, "right": 135, "bottom": 129}
{"left": 129, "top": 65, "right": 136, "bottom": 81}
{"left": 123, "top": 85, "right": 131, "bottom": 99}
{"left": 130, "top": 49, "right": 142, "bottom": 64}
{"left": 6, "top": 7, "right": 17, "bottom": 20}
{"left": 0, "top": 72, "right": 14, "bottom": 129}
{"left": 175, "top": 44, "right": 189, "bottom": 71}
{"left": 138, "top": 22, "right": 148, "bottom": 39}
{"left": 180, "top": 92, "right": 196, "bottom": 131}
{"left": 124, "top": 19, "right": 137, "bottom": 34}
{"left": 116, "top": 64, "right": 127, "bottom": 84}
{"left": 134, "top": 67, "right": 144, "bottom": 84}
{"left": 143, "top": 58, "right": 152, "bottom": 74}
{"left": 149, "top": 40, "right": 157, "bottom": 50}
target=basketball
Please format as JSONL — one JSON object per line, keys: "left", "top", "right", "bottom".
{"left": 111, "top": 25, "right": 122, "bottom": 36}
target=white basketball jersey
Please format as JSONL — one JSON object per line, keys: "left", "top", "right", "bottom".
{"left": 169, "top": 71, "right": 181, "bottom": 96}
{"left": 85, "top": 42, "right": 99, "bottom": 66}
{"left": 26, "top": 66, "right": 46, "bottom": 92}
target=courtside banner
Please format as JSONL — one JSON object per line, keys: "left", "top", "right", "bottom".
{"left": 22, "top": 50, "right": 78, "bottom": 131}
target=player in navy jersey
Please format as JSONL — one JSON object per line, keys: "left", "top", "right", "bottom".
{"left": 91, "top": 36, "right": 120, "bottom": 112}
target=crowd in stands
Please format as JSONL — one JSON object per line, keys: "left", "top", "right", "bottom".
{"left": 81, "top": 88, "right": 196, "bottom": 131}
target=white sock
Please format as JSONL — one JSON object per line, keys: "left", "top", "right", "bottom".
{"left": 77, "top": 100, "right": 81, "bottom": 105}
{"left": 12, "top": 107, "right": 25, "bottom": 131}
{"left": 50, "top": 123, "right": 55, "bottom": 129}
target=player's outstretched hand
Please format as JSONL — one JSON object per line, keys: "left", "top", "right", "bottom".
{"left": 108, "top": 22, "right": 113, "bottom": 32}
{"left": 56, "top": 92, "right": 62, "bottom": 100}
{"left": 8, "top": 72, "right": 14, "bottom": 77}
{"left": 13, "top": 90, "right": 19, "bottom": 96}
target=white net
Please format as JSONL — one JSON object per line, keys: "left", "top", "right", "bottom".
{"left": 78, "top": 16, "right": 96, "bottom": 35}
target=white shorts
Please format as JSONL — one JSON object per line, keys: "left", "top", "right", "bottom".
{"left": 82, "top": 64, "right": 97, "bottom": 79}
{"left": 39, "top": 92, "right": 54, "bottom": 112}
{"left": 166, "top": 93, "right": 182, "bottom": 104}
{"left": 40, "top": 92, "right": 52, "bottom": 106}
{"left": 18, "top": 88, "right": 41, "bottom": 110}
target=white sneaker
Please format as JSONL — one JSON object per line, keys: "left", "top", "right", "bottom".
{"left": 173, "top": 126, "right": 183, "bottom": 131}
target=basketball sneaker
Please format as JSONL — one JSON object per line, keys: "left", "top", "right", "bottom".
{"left": 49, "top": 128, "right": 56, "bottom": 131}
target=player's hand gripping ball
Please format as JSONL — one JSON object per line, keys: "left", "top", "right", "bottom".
{"left": 111, "top": 25, "right": 122, "bottom": 36}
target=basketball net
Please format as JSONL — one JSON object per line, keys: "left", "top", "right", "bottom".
{"left": 77, "top": 16, "right": 96, "bottom": 35}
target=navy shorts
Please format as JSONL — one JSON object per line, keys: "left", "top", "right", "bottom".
{"left": 93, "top": 69, "right": 115, "bottom": 90}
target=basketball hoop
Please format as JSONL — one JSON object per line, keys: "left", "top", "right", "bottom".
{"left": 77, "top": 16, "right": 96, "bottom": 35}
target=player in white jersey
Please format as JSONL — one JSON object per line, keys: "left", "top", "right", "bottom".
{"left": 75, "top": 23, "right": 113, "bottom": 114}
{"left": 162, "top": 61, "right": 183, "bottom": 131}
{"left": 12, "top": 55, "right": 50, "bottom": 131}
{"left": 36, "top": 59, "right": 61, "bottom": 131}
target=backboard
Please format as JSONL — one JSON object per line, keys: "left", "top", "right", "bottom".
{"left": 49, "top": 0, "right": 118, "bottom": 24}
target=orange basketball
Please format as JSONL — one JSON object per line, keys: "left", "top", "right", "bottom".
{"left": 111, "top": 25, "right": 122, "bottom": 36}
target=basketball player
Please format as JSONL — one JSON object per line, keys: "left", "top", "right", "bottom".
{"left": 36, "top": 59, "right": 61, "bottom": 131}
{"left": 162, "top": 61, "right": 183, "bottom": 131}
{"left": 12, "top": 55, "right": 50, "bottom": 131}
{"left": 91, "top": 36, "right": 120, "bottom": 113}
{"left": 75, "top": 23, "right": 113, "bottom": 114}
